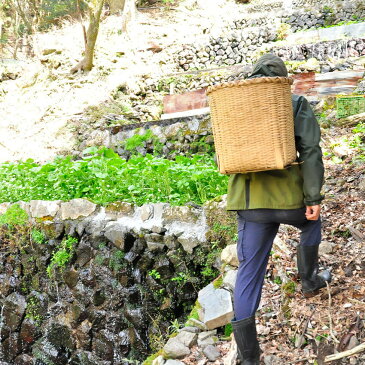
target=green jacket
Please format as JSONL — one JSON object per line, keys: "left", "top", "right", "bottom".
{"left": 226, "top": 94, "right": 324, "bottom": 210}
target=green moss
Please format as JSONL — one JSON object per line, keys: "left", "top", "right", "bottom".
{"left": 213, "top": 275, "right": 223, "bottom": 289}
{"left": 282, "top": 280, "right": 296, "bottom": 295}
{"left": 282, "top": 298, "right": 292, "bottom": 320}
{"left": 185, "top": 300, "right": 201, "bottom": 325}
{"left": 142, "top": 350, "right": 166, "bottom": 365}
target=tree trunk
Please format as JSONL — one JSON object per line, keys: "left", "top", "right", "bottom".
{"left": 71, "top": 0, "right": 105, "bottom": 73}
{"left": 120, "top": 0, "right": 135, "bottom": 35}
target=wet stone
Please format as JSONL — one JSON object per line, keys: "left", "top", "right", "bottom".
{"left": 93, "top": 289, "right": 106, "bottom": 306}
{"left": 69, "top": 350, "right": 112, "bottom": 365}
{"left": 63, "top": 268, "right": 79, "bottom": 288}
{"left": 2, "top": 332, "right": 21, "bottom": 362}
{"left": 92, "top": 330, "right": 114, "bottom": 361}
{"left": 32, "top": 339, "right": 69, "bottom": 365}
{"left": 3, "top": 292, "right": 26, "bottom": 332}
{"left": 69, "top": 301, "right": 87, "bottom": 325}
{"left": 74, "top": 319, "right": 92, "bottom": 350}
{"left": 124, "top": 251, "right": 138, "bottom": 263}
{"left": 46, "top": 322, "right": 75, "bottom": 350}
{"left": 75, "top": 238, "right": 93, "bottom": 267}
{"left": 20, "top": 317, "right": 42, "bottom": 350}
{"left": 124, "top": 307, "right": 145, "bottom": 328}
{"left": 153, "top": 257, "right": 172, "bottom": 278}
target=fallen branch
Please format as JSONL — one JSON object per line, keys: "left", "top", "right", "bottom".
{"left": 324, "top": 342, "right": 365, "bottom": 362}
{"left": 295, "top": 307, "right": 316, "bottom": 348}
{"left": 326, "top": 281, "right": 339, "bottom": 344}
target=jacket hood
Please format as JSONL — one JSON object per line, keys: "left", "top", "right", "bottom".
{"left": 249, "top": 53, "right": 288, "bottom": 78}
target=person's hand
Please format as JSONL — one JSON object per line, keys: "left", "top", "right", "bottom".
{"left": 305, "top": 205, "right": 321, "bottom": 220}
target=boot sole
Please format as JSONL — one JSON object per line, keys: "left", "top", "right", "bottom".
{"left": 303, "top": 289, "right": 320, "bottom": 298}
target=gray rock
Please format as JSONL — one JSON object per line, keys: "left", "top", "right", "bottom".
{"left": 180, "top": 326, "right": 200, "bottom": 333}
{"left": 141, "top": 204, "right": 154, "bottom": 221}
{"left": 175, "top": 330, "right": 197, "bottom": 347}
{"left": 319, "top": 241, "right": 335, "bottom": 255}
{"left": 146, "top": 242, "right": 165, "bottom": 252}
{"left": 30, "top": 200, "right": 60, "bottom": 218}
{"left": 104, "top": 222, "right": 127, "bottom": 249}
{"left": 164, "top": 360, "right": 185, "bottom": 365}
{"left": 223, "top": 270, "right": 237, "bottom": 290}
{"left": 197, "top": 330, "right": 217, "bottom": 347}
{"left": 185, "top": 317, "right": 208, "bottom": 330}
{"left": 163, "top": 206, "right": 200, "bottom": 224}
{"left": 177, "top": 236, "right": 199, "bottom": 254}
{"left": 221, "top": 244, "right": 239, "bottom": 267}
{"left": 151, "top": 355, "right": 165, "bottom": 365}
{"left": 60, "top": 199, "right": 96, "bottom": 220}
{"left": 163, "top": 337, "right": 191, "bottom": 359}
{"left": 203, "top": 344, "right": 221, "bottom": 361}
{"left": 198, "top": 284, "right": 234, "bottom": 329}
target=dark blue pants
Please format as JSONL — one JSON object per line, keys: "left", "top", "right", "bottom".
{"left": 234, "top": 208, "right": 321, "bottom": 321}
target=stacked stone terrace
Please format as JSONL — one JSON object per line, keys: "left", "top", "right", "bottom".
{"left": 175, "top": 0, "right": 365, "bottom": 71}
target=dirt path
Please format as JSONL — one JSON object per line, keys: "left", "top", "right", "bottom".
{"left": 0, "top": 0, "right": 246, "bottom": 163}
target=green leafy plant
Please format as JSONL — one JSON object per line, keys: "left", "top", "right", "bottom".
{"left": 276, "top": 23, "right": 291, "bottom": 41}
{"left": 168, "top": 319, "right": 181, "bottom": 335}
{"left": 31, "top": 228, "right": 46, "bottom": 244}
{"left": 109, "top": 250, "right": 125, "bottom": 271}
{"left": 148, "top": 269, "right": 161, "bottom": 280}
{"left": 0, "top": 147, "right": 228, "bottom": 206}
{"left": 350, "top": 122, "right": 365, "bottom": 160}
{"left": 25, "top": 296, "right": 43, "bottom": 325}
{"left": 47, "top": 236, "right": 77, "bottom": 277}
{"left": 0, "top": 204, "right": 28, "bottom": 226}
{"left": 224, "top": 323, "right": 233, "bottom": 337}
{"left": 273, "top": 276, "right": 282, "bottom": 285}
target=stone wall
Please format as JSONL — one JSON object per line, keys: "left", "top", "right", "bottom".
{"left": 0, "top": 198, "right": 235, "bottom": 364}
{"left": 270, "top": 38, "right": 365, "bottom": 62}
{"left": 81, "top": 113, "right": 214, "bottom": 160}
{"left": 175, "top": 0, "right": 365, "bottom": 71}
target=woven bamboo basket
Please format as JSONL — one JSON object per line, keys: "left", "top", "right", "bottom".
{"left": 206, "top": 77, "right": 296, "bottom": 174}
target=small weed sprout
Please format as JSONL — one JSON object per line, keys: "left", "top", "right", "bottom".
{"left": 148, "top": 269, "right": 161, "bottom": 280}
{"left": 47, "top": 236, "right": 78, "bottom": 277}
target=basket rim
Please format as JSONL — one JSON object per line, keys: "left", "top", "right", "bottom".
{"left": 206, "top": 76, "right": 294, "bottom": 95}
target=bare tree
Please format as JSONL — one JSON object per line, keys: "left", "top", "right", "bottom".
{"left": 71, "top": 0, "right": 105, "bottom": 73}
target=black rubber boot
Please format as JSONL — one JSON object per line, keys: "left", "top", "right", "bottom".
{"left": 232, "top": 316, "right": 260, "bottom": 365}
{"left": 297, "top": 245, "right": 332, "bottom": 297}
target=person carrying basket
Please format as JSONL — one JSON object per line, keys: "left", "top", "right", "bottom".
{"left": 226, "top": 54, "right": 331, "bottom": 364}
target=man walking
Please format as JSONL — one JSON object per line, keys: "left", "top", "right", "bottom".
{"left": 227, "top": 54, "right": 331, "bottom": 364}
